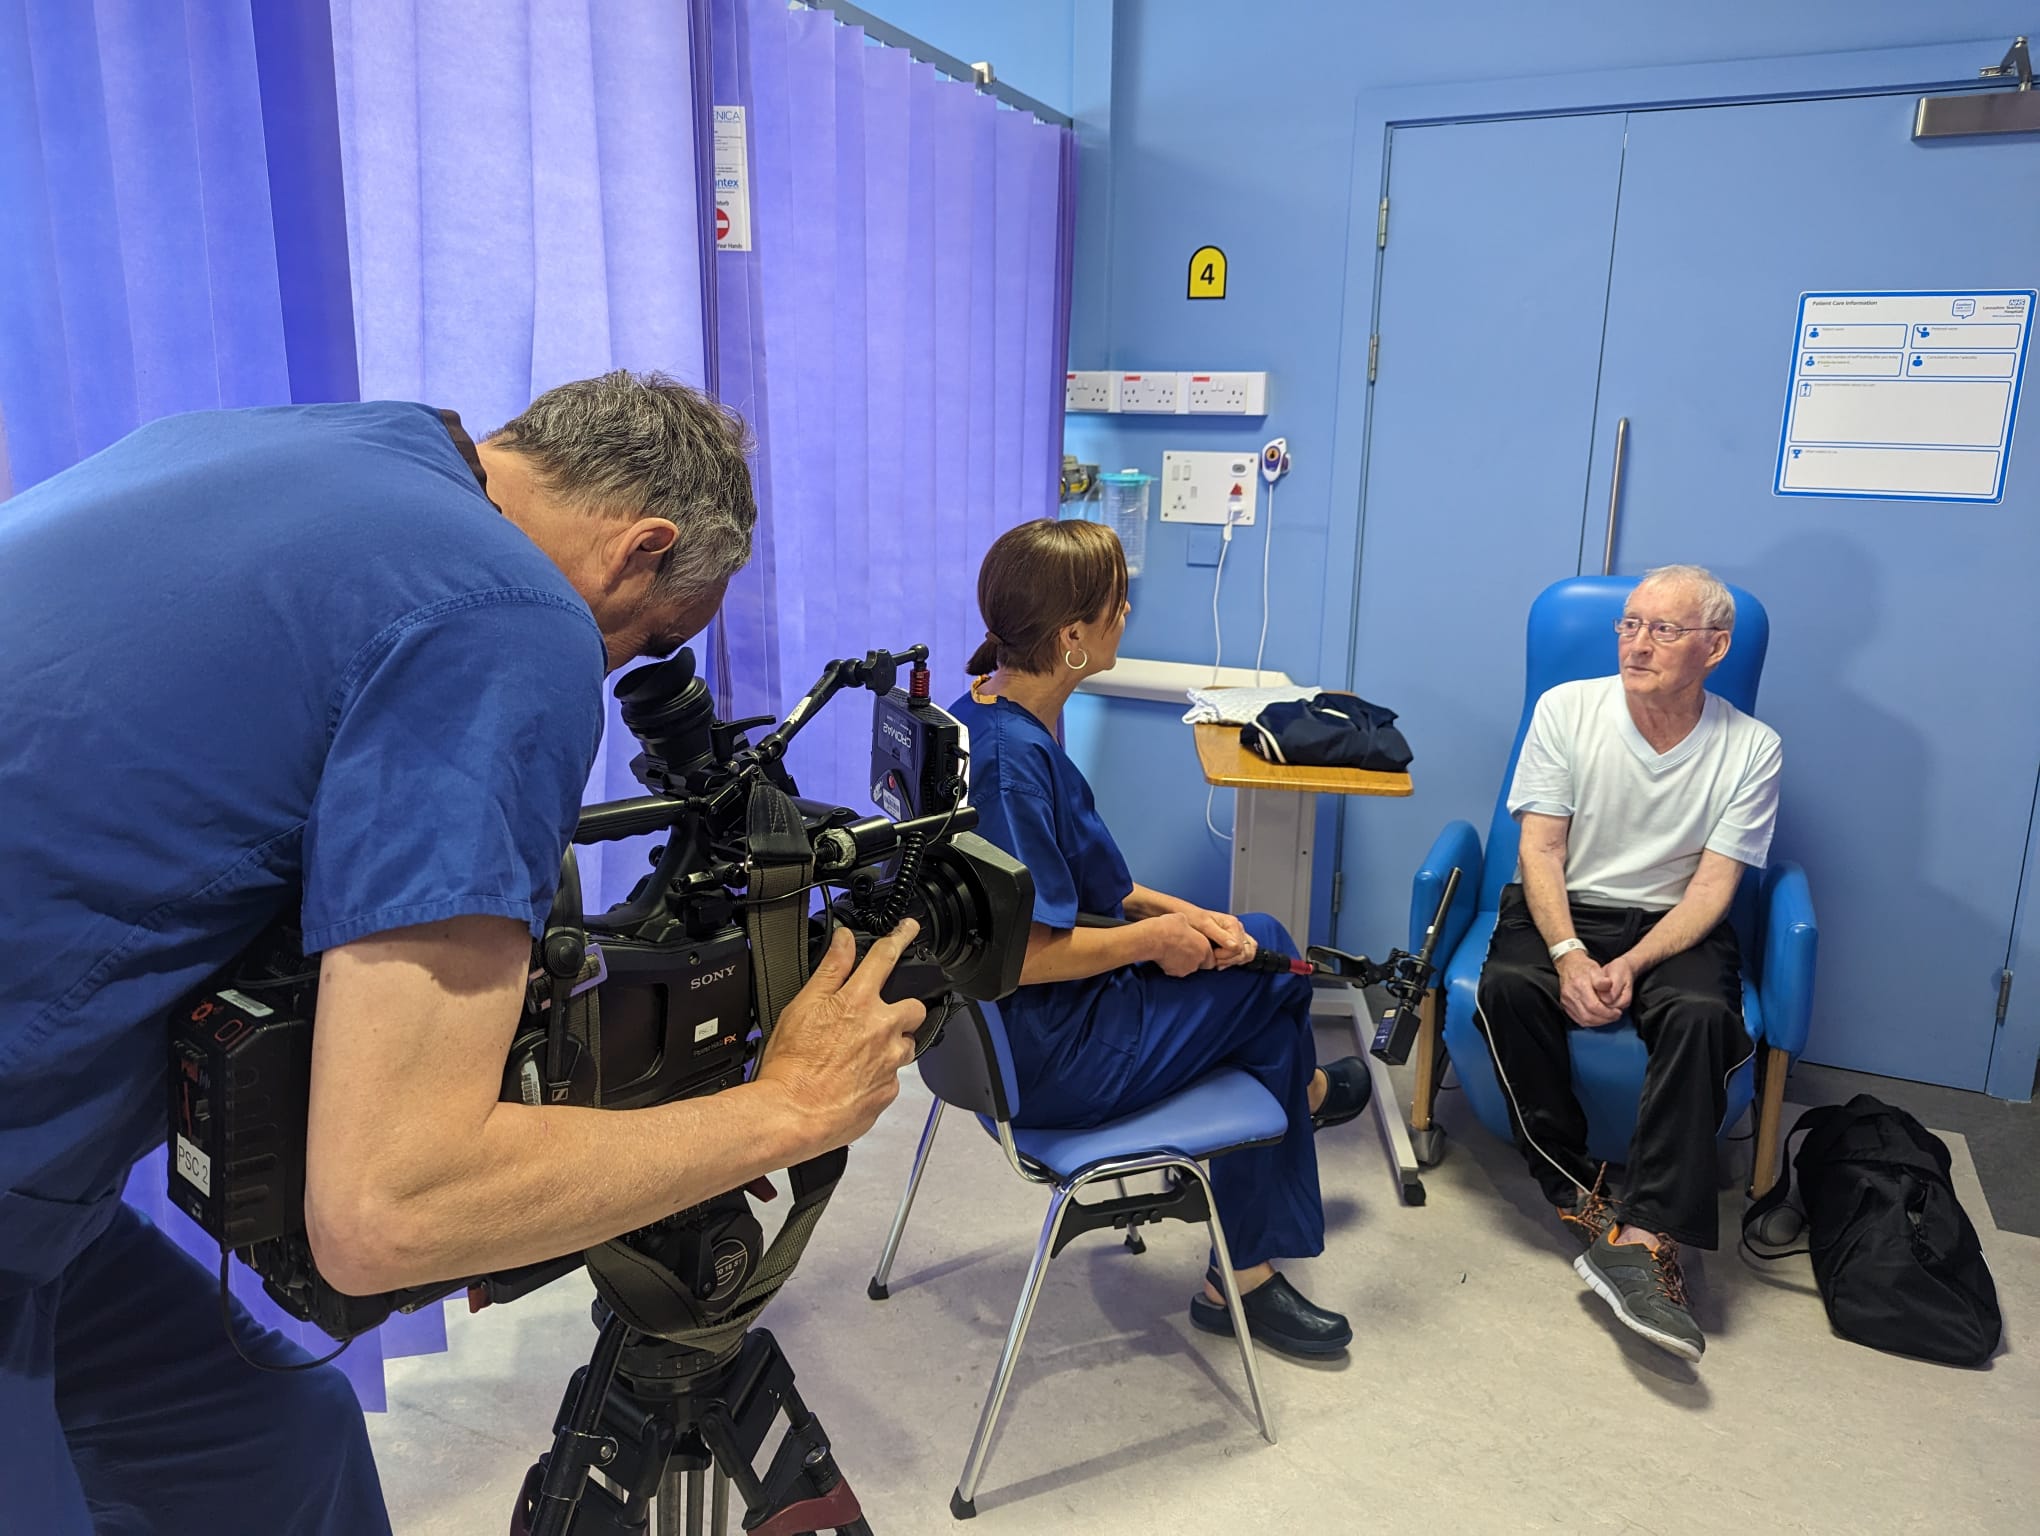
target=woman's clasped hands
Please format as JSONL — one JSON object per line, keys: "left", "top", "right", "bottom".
{"left": 1143, "top": 908, "right": 1258, "bottom": 975}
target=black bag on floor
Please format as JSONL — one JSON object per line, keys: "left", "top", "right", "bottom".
{"left": 1742, "top": 1093, "right": 2001, "bottom": 1366}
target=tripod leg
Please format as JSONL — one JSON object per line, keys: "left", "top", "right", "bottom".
{"left": 519, "top": 1318, "right": 632, "bottom": 1536}
{"left": 653, "top": 1464, "right": 699, "bottom": 1536}
{"left": 710, "top": 1470, "right": 730, "bottom": 1536}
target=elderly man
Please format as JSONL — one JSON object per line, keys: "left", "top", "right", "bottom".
{"left": 1476, "top": 564, "right": 1782, "bottom": 1362}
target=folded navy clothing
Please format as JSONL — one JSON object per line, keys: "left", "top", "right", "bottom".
{"left": 1241, "top": 692, "right": 1413, "bottom": 772}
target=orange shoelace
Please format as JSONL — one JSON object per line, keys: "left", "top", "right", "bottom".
{"left": 1558, "top": 1164, "right": 1613, "bottom": 1241}
{"left": 1651, "top": 1241, "right": 1690, "bottom": 1309}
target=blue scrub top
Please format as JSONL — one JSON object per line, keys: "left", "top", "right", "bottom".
{"left": 947, "top": 690, "right": 1148, "bottom": 1099}
{"left": 0, "top": 402, "right": 606, "bottom": 1284}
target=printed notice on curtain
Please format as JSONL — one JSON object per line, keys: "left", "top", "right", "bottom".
{"left": 1776, "top": 290, "right": 2034, "bottom": 502}
{"left": 714, "top": 106, "right": 752, "bottom": 252}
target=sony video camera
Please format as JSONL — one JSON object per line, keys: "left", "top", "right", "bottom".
{"left": 167, "top": 643, "right": 1029, "bottom": 1344}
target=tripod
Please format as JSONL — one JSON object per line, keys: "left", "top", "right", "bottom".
{"left": 512, "top": 1310, "right": 872, "bottom": 1536}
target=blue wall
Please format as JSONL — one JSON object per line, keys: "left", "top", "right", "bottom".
{"left": 1052, "top": 1, "right": 2036, "bottom": 939}
{"left": 857, "top": 0, "right": 1075, "bottom": 116}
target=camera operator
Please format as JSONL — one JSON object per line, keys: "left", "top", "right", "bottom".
{"left": 0, "top": 372, "right": 925, "bottom": 1536}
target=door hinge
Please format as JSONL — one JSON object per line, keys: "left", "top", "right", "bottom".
{"left": 1996, "top": 969, "right": 2014, "bottom": 1028}
{"left": 1376, "top": 196, "right": 1390, "bottom": 249}
{"left": 1331, "top": 870, "right": 1344, "bottom": 915}
{"left": 1367, "top": 334, "right": 1379, "bottom": 382}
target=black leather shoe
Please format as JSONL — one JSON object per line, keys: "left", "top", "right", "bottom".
{"left": 1188, "top": 1271, "right": 1352, "bottom": 1359}
{"left": 1310, "top": 1056, "right": 1374, "bottom": 1131}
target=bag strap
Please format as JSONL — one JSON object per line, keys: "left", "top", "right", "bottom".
{"left": 1740, "top": 1114, "right": 1817, "bottom": 1262}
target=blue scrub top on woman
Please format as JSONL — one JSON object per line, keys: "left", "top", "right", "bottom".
{"left": 949, "top": 688, "right": 1326, "bottom": 1271}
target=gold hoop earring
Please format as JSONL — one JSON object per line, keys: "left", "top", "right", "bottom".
{"left": 1064, "top": 647, "right": 1089, "bottom": 672}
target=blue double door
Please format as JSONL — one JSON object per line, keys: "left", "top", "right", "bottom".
{"left": 1335, "top": 91, "right": 2040, "bottom": 1096}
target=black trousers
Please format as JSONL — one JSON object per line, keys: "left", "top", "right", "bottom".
{"left": 1475, "top": 884, "right": 1753, "bottom": 1248}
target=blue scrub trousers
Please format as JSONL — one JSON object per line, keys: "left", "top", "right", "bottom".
{"left": 1014, "top": 913, "right": 1324, "bottom": 1270}
{"left": 0, "top": 1201, "right": 391, "bottom": 1535}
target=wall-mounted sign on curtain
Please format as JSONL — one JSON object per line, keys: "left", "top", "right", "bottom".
{"left": 1188, "top": 244, "right": 1227, "bottom": 299}
{"left": 1776, "top": 289, "right": 2034, "bottom": 502}
{"left": 714, "top": 105, "right": 752, "bottom": 251}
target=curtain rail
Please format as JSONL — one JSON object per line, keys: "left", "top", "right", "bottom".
{"left": 793, "top": 0, "right": 1074, "bottom": 128}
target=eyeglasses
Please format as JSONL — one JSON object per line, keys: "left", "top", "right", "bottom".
{"left": 1614, "top": 617, "right": 1723, "bottom": 643}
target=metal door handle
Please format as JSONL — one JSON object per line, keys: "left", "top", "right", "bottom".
{"left": 1602, "top": 416, "right": 1628, "bottom": 576}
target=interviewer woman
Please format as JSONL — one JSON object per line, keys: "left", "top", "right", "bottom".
{"left": 949, "top": 518, "right": 1370, "bottom": 1358}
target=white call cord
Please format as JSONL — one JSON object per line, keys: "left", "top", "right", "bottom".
{"left": 1206, "top": 437, "right": 1291, "bottom": 843}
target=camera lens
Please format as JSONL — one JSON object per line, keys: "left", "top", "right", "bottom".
{"left": 905, "top": 862, "right": 975, "bottom": 974}
{"left": 615, "top": 648, "right": 718, "bottom": 779}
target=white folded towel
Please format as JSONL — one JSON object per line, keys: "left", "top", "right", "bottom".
{"left": 1181, "top": 684, "right": 1318, "bottom": 725}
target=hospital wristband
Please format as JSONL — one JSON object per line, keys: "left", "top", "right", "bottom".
{"left": 1548, "top": 937, "right": 1588, "bottom": 963}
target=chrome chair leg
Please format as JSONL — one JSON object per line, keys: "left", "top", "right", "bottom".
{"left": 869, "top": 1098, "right": 944, "bottom": 1300}
{"left": 1183, "top": 1160, "right": 1276, "bottom": 1445}
{"left": 954, "top": 1184, "right": 1076, "bottom": 1514}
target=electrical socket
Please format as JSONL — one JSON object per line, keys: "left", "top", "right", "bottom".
{"left": 1184, "top": 371, "right": 1269, "bottom": 415}
{"left": 1159, "top": 450, "right": 1258, "bottom": 525}
{"left": 1116, "top": 372, "right": 1180, "bottom": 413}
{"left": 1064, "top": 371, "right": 1113, "bottom": 412}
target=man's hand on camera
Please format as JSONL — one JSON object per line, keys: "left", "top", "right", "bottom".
{"left": 1186, "top": 908, "right": 1256, "bottom": 969}
{"left": 1144, "top": 912, "right": 1216, "bottom": 977}
{"left": 754, "top": 919, "right": 927, "bottom": 1148}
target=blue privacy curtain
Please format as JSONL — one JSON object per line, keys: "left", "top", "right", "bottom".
{"left": 707, "top": 0, "right": 1076, "bottom": 805}
{"left": 329, "top": 0, "right": 712, "bottom": 912}
{"left": 0, "top": 0, "right": 355, "bottom": 495}
{"left": 0, "top": 0, "right": 440, "bottom": 1409}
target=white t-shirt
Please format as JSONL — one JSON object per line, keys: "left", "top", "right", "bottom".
{"left": 1507, "top": 676, "right": 1783, "bottom": 910}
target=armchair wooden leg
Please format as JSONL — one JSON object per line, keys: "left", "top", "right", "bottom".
{"left": 1409, "top": 991, "right": 1448, "bottom": 1167}
{"left": 1749, "top": 1045, "right": 1791, "bottom": 1198}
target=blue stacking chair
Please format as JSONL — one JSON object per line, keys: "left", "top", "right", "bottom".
{"left": 867, "top": 997, "right": 1286, "bottom": 1519}
{"left": 1404, "top": 576, "right": 1818, "bottom": 1198}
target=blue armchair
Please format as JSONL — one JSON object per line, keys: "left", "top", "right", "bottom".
{"left": 1405, "top": 576, "right": 1817, "bottom": 1198}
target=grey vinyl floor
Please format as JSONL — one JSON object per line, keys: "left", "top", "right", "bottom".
{"left": 365, "top": 1022, "right": 2040, "bottom": 1535}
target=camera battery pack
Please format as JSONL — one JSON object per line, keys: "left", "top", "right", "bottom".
{"left": 167, "top": 980, "right": 314, "bottom": 1249}
{"left": 871, "top": 688, "right": 966, "bottom": 821}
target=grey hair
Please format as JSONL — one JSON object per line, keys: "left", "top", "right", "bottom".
{"left": 1638, "top": 563, "right": 1735, "bottom": 631}
{"left": 489, "top": 370, "right": 757, "bottom": 602}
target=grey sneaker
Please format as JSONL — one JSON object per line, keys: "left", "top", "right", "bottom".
{"left": 1574, "top": 1230, "right": 1704, "bottom": 1361}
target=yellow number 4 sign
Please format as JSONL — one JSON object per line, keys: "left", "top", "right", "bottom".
{"left": 1188, "top": 245, "right": 1227, "bottom": 300}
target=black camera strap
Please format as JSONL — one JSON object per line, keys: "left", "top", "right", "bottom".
{"left": 587, "top": 778, "right": 846, "bottom": 1359}
{"left": 715, "top": 780, "right": 848, "bottom": 1344}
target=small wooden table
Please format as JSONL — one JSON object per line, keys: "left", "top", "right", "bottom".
{"left": 1192, "top": 723, "right": 1411, "bottom": 950}
{"left": 1193, "top": 722, "right": 1427, "bottom": 1204}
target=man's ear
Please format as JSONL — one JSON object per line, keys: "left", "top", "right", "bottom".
{"left": 610, "top": 517, "right": 678, "bottom": 587}
{"left": 1705, "top": 629, "right": 1732, "bottom": 672}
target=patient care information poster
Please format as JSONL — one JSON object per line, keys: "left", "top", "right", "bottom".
{"left": 713, "top": 106, "right": 752, "bottom": 252}
{"left": 1775, "top": 290, "right": 2034, "bottom": 502}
